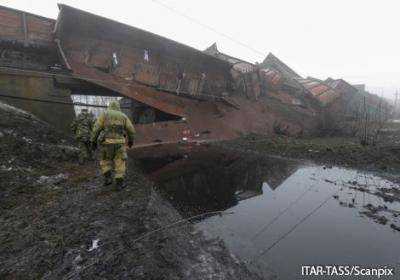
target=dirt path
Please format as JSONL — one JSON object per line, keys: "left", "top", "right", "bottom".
{"left": 0, "top": 102, "right": 262, "bottom": 280}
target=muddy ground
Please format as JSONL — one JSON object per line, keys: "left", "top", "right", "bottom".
{"left": 219, "top": 132, "right": 400, "bottom": 176}
{"left": 215, "top": 130, "right": 400, "bottom": 208}
{"left": 0, "top": 102, "right": 262, "bottom": 280}
{"left": 2, "top": 100, "right": 400, "bottom": 279}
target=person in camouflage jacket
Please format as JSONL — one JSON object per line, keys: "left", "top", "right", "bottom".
{"left": 91, "top": 101, "right": 135, "bottom": 190}
{"left": 71, "top": 108, "right": 95, "bottom": 164}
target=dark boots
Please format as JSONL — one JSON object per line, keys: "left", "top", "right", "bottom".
{"left": 115, "top": 177, "right": 126, "bottom": 190}
{"left": 103, "top": 171, "right": 113, "bottom": 186}
{"left": 103, "top": 172, "right": 126, "bottom": 190}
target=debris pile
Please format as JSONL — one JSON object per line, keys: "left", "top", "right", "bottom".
{"left": 0, "top": 4, "right": 392, "bottom": 146}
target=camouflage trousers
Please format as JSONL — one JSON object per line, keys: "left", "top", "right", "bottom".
{"left": 99, "top": 144, "right": 127, "bottom": 179}
{"left": 78, "top": 141, "right": 92, "bottom": 163}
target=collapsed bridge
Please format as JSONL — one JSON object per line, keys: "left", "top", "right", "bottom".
{"left": 2, "top": 4, "right": 358, "bottom": 150}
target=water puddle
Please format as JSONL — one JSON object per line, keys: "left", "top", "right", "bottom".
{"left": 139, "top": 148, "right": 400, "bottom": 279}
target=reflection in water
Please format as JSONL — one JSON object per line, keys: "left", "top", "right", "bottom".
{"left": 140, "top": 149, "right": 400, "bottom": 280}
{"left": 141, "top": 150, "right": 300, "bottom": 216}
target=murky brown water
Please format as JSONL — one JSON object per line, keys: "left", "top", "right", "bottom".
{"left": 140, "top": 150, "right": 400, "bottom": 279}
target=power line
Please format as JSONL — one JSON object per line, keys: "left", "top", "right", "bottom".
{"left": 248, "top": 190, "right": 337, "bottom": 264}
{"left": 0, "top": 93, "right": 129, "bottom": 108}
{"left": 151, "top": 0, "right": 266, "bottom": 57}
{"left": 251, "top": 184, "right": 314, "bottom": 240}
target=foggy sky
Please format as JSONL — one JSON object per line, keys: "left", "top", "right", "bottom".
{"left": 1, "top": 0, "right": 399, "bottom": 99}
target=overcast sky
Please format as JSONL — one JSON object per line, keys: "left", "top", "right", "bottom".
{"left": 1, "top": 0, "right": 399, "bottom": 99}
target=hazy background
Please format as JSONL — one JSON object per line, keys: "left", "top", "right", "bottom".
{"left": 1, "top": 0, "right": 399, "bottom": 99}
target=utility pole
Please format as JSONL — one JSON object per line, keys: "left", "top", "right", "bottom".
{"left": 361, "top": 96, "right": 367, "bottom": 145}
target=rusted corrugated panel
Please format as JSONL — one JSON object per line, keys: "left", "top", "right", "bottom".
{"left": 55, "top": 4, "right": 232, "bottom": 99}
{"left": 294, "top": 78, "right": 344, "bottom": 107}
{"left": 260, "top": 68, "right": 283, "bottom": 87}
{"left": 203, "top": 43, "right": 267, "bottom": 100}
{"left": 232, "top": 62, "right": 256, "bottom": 73}
{"left": 325, "top": 78, "right": 358, "bottom": 98}
{"left": 50, "top": 4, "right": 321, "bottom": 143}
{"left": 53, "top": 4, "right": 238, "bottom": 118}
{"left": 318, "top": 89, "right": 340, "bottom": 105}
{"left": 325, "top": 79, "right": 340, "bottom": 89}
{"left": 134, "top": 121, "right": 192, "bottom": 146}
{"left": 0, "top": 6, "right": 59, "bottom": 71}
{"left": 67, "top": 59, "right": 187, "bottom": 117}
{"left": 26, "top": 14, "right": 54, "bottom": 43}
{"left": 309, "top": 84, "right": 330, "bottom": 96}
{"left": 0, "top": 5, "right": 55, "bottom": 47}
{"left": 204, "top": 43, "right": 251, "bottom": 69}
{"left": 261, "top": 53, "right": 302, "bottom": 79}
{"left": 268, "top": 91, "right": 296, "bottom": 104}
{"left": 0, "top": 9, "right": 25, "bottom": 42}
{"left": 0, "top": 4, "right": 324, "bottom": 148}
{"left": 302, "top": 81, "right": 320, "bottom": 88}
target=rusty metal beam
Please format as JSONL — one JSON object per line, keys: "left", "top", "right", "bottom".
{"left": 21, "top": 12, "right": 28, "bottom": 46}
{"left": 55, "top": 39, "right": 72, "bottom": 71}
{"left": 67, "top": 59, "right": 187, "bottom": 117}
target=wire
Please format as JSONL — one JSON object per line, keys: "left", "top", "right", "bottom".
{"left": 248, "top": 190, "right": 337, "bottom": 264}
{"left": 251, "top": 184, "right": 314, "bottom": 240}
{"left": 64, "top": 209, "right": 234, "bottom": 280}
{"left": 151, "top": 0, "right": 265, "bottom": 57}
{"left": 0, "top": 93, "right": 130, "bottom": 108}
{"left": 0, "top": 66, "right": 118, "bottom": 88}
{"left": 130, "top": 210, "right": 234, "bottom": 244}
